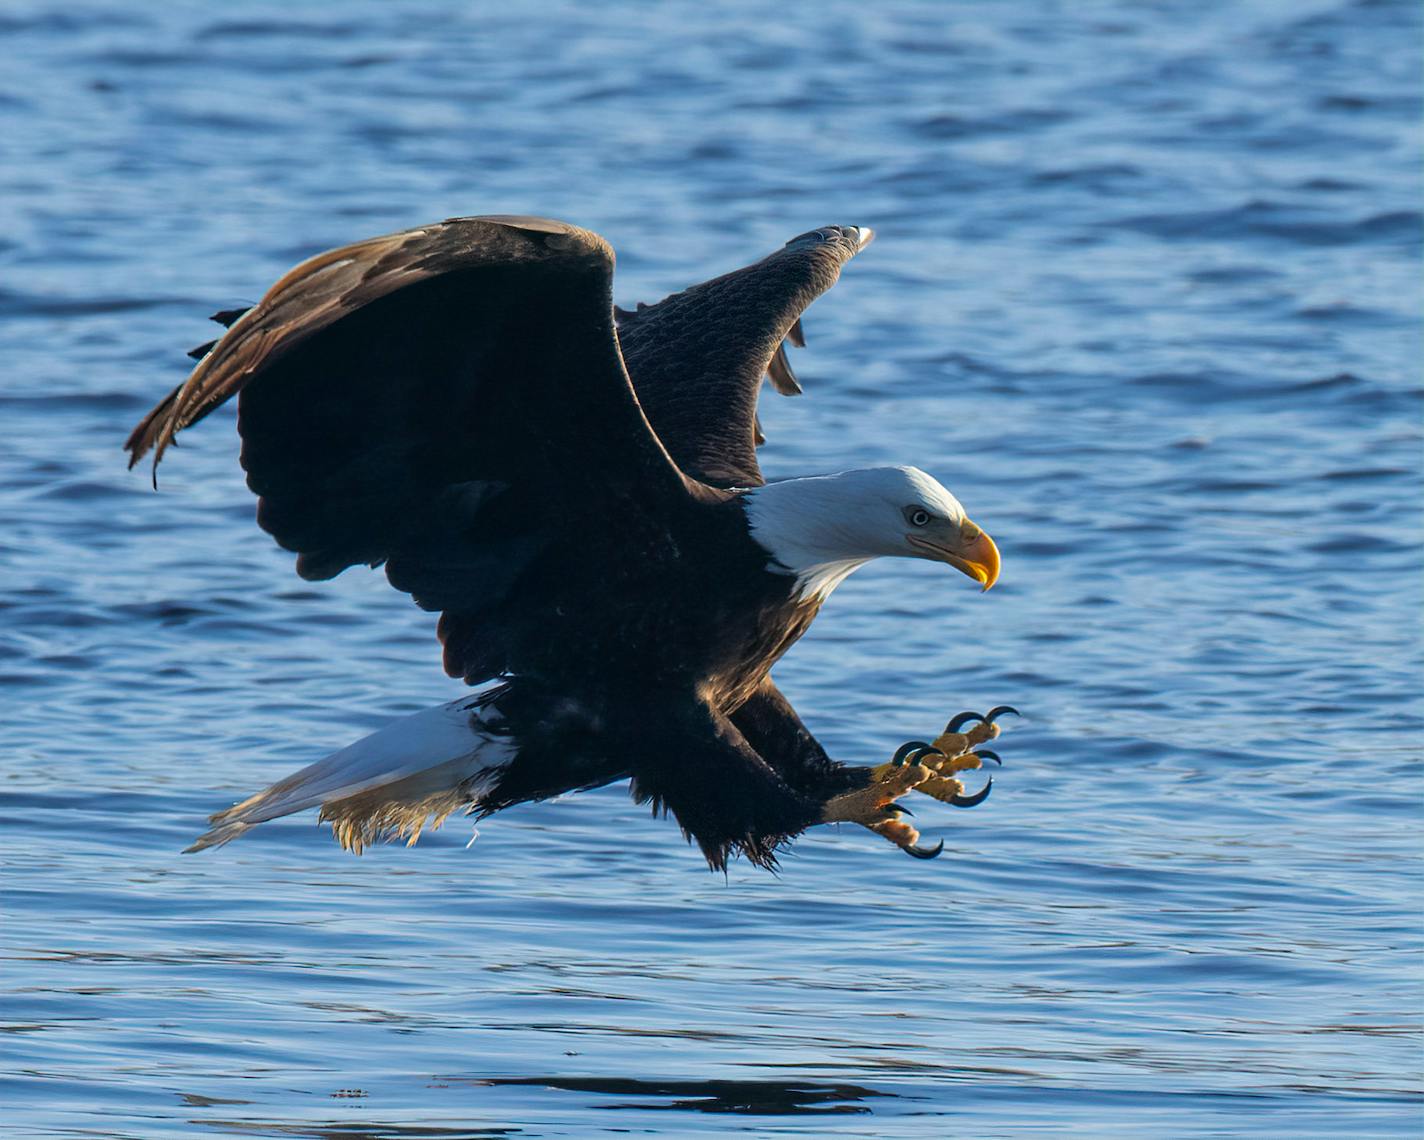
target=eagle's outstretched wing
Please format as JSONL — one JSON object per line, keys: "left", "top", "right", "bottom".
{"left": 126, "top": 215, "right": 700, "bottom": 684}
{"left": 615, "top": 225, "right": 874, "bottom": 489}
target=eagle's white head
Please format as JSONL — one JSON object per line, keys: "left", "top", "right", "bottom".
{"left": 742, "top": 466, "right": 1000, "bottom": 601}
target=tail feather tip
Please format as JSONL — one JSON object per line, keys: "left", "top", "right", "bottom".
{"left": 183, "top": 821, "right": 250, "bottom": 853}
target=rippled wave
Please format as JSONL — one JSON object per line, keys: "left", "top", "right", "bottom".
{"left": 2, "top": 1, "right": 1420, "bottom": 1137}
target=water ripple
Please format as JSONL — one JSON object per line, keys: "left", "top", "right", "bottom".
{"left": 2, "top": 1, "right": 1420, "bottom": 1138}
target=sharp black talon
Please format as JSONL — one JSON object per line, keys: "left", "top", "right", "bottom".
{"left": 881, "top": 802, "right": 913, "bottom": 818}
{"left": 904, "top": 839, "right": 945, "bottom": 860}
{"left": 984, "top": 705, "right": 1021, "bottom": 724}
{"left": 945, "top": 711, "right": 985, "bottom": 733}
{"left": 891, "top": 741, "right": 938, "bottom": 767}
{"left": 949, "top": 779, "right": 993, "bottom": 808}
{"left": 975, "top": 749, "right": 1003, "bottom": 766}
{"left": 891, "top": 740, "right": 931, "bottom": 767}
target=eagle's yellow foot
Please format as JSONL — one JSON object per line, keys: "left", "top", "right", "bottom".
{"left": 870, "top": 815, "right": 944, "bottom": 860}
{"left": 915, "top": 743, "right": 998, "bottom": 807}
{"left": 880, "top": 707, "right": 1017, "bottom": 820}
{"left": 907, "top": 705, "right": 1017, "bottom": 809}
{"left": 823, "top": 743, "right": 947, "bottom": 859}
{"left": 874, "top": 705, "right": 1015, "bottom": 811}
{"left": 823, "top": 709, "right": 1016, "bottom": 860}
{"left": 821, "top": 747, "right": 945, "bottom": 857}
{"left": 926, "top": 705, "right": 1019, "bottom": 766}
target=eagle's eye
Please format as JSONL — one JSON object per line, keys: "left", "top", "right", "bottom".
{"left": 907, "top": 507, "right": 932, "bottom": 528}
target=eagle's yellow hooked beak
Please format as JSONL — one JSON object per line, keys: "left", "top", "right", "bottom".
{"left": 908, "top": 518, "right": 1000, "bottom": 591}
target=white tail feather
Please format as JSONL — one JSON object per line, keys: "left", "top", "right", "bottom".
{"left": 186, "top": 694, "right": 515, "bottom": 854}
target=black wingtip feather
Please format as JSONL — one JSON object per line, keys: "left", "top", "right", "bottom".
{"left": 210, "top": 306, "right": 250, "bottom": 327}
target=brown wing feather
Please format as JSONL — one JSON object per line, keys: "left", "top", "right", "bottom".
{"left": 126, "top": 216, "right": 698, "bottom": 683}
{"left": 615, "top": 225, "right": 872, "bottom": 488}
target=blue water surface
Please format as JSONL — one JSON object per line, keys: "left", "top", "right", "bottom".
{"left": 2, "top": 2, "right": 1421, "bottom": 1137}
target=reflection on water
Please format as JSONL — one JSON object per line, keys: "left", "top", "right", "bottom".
{"left": 1, "top": 0, "right": 1421, "bottom": 1137}
{"left": 200, "top": 1122, "right": 521, "bottom": 1140}
{"left": 471, "top": 1076, "right": 887, "bottom": 1115}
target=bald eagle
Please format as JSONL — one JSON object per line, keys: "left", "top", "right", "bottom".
{"left": 126, "top": 216, "right": 1014, "bottom": 871}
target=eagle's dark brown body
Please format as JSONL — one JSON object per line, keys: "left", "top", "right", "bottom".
{"left": 127, "top": 217, "right": 892, "bottom": 869}
{"left": 462, "top": 520, "right": 838, "bottom": 869}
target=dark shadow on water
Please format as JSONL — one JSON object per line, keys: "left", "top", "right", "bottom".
{"left": 199, "top": 1122, "right": 519, "bottom": 1140}
{"left": 475, "top": 1075, "right": 889, "bottom": 1115}
{"left": 193, "top": 1078, "right": 888, "bottom": 1137}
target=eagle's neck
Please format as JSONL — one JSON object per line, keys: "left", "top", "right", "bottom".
{"left": 787, "top": 558, "right": 871, "bottom": 601}
{"left": 740, "top": 477, "right": 874, "bottom": 601}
